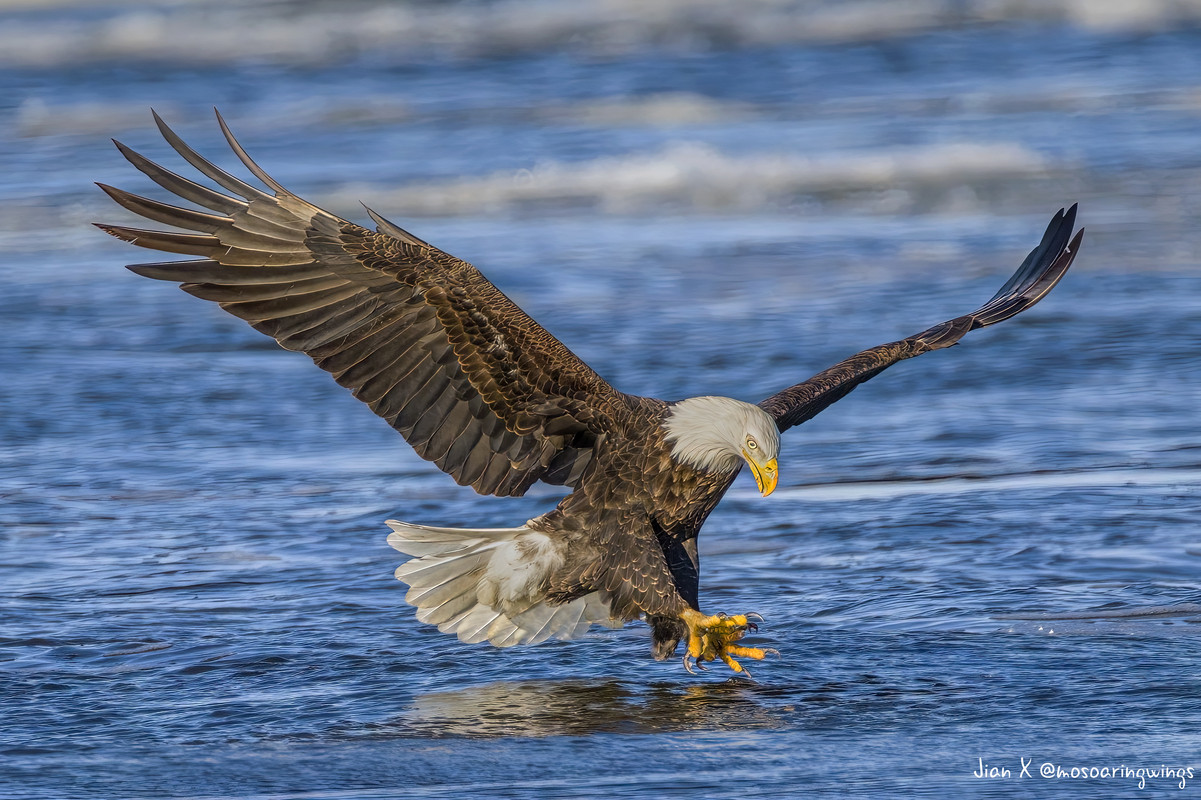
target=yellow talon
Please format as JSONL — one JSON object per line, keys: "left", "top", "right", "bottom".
{"left": 679, "top": 609, "right": 773, "bottom": 676}
{"left": 726, "top": 644, "right": 774, "bottom": 660}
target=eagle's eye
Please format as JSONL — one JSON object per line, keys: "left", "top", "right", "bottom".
{"left": 746, "top": 438, "right": 758, "bottom": 450}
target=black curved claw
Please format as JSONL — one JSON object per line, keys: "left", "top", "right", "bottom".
{"left": 746, "top": 612, "right": 765, "bottom": 622}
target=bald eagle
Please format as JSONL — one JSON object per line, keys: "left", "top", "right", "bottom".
{"left": 98, "top": 111, "right": 1082, "bottom": 676}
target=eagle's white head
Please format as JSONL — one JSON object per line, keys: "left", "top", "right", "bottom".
{"left": 663, "top": 396, "right": 780, "bottom": 495}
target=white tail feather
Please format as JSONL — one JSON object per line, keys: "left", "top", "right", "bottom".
{"left": 386, "top": 519, "right": 620, "bottom": 647}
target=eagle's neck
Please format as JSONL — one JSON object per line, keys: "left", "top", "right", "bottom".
{"left": 662, "top": 396, "right": 759, "bottom": 474}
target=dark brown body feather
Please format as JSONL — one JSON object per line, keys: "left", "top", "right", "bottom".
{"left": 534, "top": 413, "right": 737, "bottom": 616}
{"left": 99, "top": 112, "right": 1081, "bottom": 659}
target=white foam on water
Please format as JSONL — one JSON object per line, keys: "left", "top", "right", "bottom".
{"left": 12, "top": 92, "right": 749, "bottom": 139}
{"left": 1, "top": 134, "right": 1053, "bottom": 252}
{"left": 13, "top": 97, "right": 186, "bottom": 138}
{"left": 535, "top": 93, "right": 758, "bottom": 127}
{"left": 323, "top": 140, "right": 1049, "bottom": 216}
{"left": 3, "top": 0, "right": 1201, "bottom": 67}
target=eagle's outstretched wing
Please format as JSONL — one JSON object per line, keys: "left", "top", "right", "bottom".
{"left": 759, "top": 205, "right": 1082, "bottom": 433}
{"left": 97, "top": 110, "right": 630, "bottom": 497}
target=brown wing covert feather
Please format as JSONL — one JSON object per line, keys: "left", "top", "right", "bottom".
{"left": 97, "top": 110, "right": 631, "bottom": 496}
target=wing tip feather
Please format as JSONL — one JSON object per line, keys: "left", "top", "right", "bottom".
{"left": 213, "top": 107, "right": 289, "bottom": 195}
{"left": 361, "top": 203, "right": 430, "bottom": 247}
{"left": 95, "top": 221, "right": 133, "bottom": 241}
{"left": 759, "top": 204, "right": 1083, "bottom": 433}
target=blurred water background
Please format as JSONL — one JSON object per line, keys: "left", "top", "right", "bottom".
{"left": 2, "top": 1, "right": 1201, "bottom": 798}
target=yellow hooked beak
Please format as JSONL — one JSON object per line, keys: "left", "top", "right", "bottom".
{"left": 742, "top": 450, "right": 778, "bottom": 497}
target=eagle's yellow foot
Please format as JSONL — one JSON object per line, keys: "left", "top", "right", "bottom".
{"left": 680, "top": 609, "right": 777, "bottom": 678}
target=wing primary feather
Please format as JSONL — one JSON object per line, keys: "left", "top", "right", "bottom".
{"left": 96, "top": 183, "right": 229, "bottom": 234}
{"left": 303, "top": 303, "right": 410, "bottom": 360}
{"left": 214, "top": 108, "right": 291, "bottom": 196}
{"left": 96, "top": 223, "right": 220, "bottom": 256}
{"left": 272, "top": 299, "right": 383, "bottom": 351}
{"left": 282, "top": 309, "right": 379, "bottom": 355}
{"left": 151, "top": 109, "right": 274, "bottom": 202}
{"left": 339, "top": 324, "right": 439, "bottom": 393}
{"left": 366, "top": 359, "right": 445, "bottom": 422}
{"left": 180, "top": 274, "right": 347, "bottom": 303}
{"left": 985, "top": 204, "right": 1076, "bottom": 304}
{"left": 265, "top": 296, "right": 381, "bottom": 347}
{"left": 218, "top": 282, "right": 363, "bottom": 322}
{"left": 361, "top": 204, "right": 430, "bottom": 247}
{"left": 113, "top": 139, "right": 245, "bottom": 215}
{"left": 203, "top": 247, "right": 312, "bottom": 267}
{"left": 973, "top": 229, "right": 1081, "bottom": 328}
{"left": 124, "top": 259, "right": 324, "bottom": 286}
{"left": 356, "top": 346, "right": 440, "bottom": 410}
{"left": 316, "top": 316, "right": 420, "bottom": 377}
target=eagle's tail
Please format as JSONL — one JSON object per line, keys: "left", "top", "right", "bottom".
{"left": 385, "top": 520, "right": 620, "bottom": 647}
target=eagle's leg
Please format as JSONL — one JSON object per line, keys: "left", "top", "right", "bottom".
{"left": 679, "top": 609, "right": 777, "bottom": 676}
